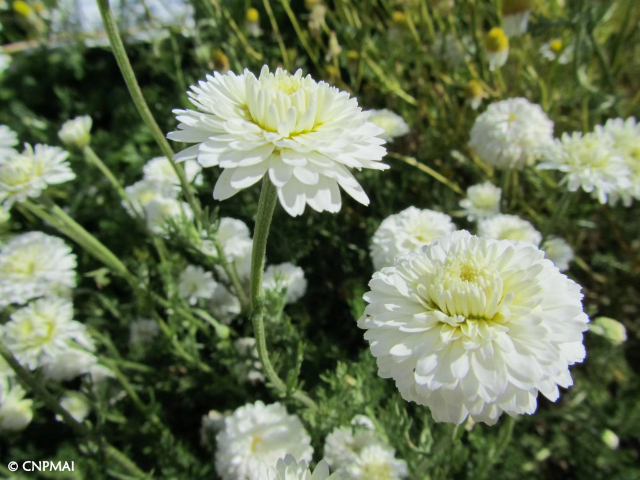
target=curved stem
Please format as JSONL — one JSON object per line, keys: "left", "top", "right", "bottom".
{"left": 95, "top": 0, "right": 201, "bottom": 217}
{"left": 249, "top": 177, "right": 317, "bottom": 409}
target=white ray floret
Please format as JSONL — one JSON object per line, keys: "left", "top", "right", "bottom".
{"left": 477, "top": 214, "right": 541, "bottom": 245}
{"left": 367, "top": 109, "right": 409, "bottom": 143}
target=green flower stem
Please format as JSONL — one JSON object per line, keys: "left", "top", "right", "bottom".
{"left": 95, "top": 0, "right": 201, "bottom": 217}
{"left": 0, "top": 340, "right": 147, "bottom": 479}
{"left": 278, "top": 0, "right": 320, "bottom": 69}
{"left": 249, "top": 177, "right": 317, "bottom": 409}
{"left": 389, "top": 153, "right": 464, "bottom": 195}
{"left": 262, "top": 0, "right": 290, "bottom": 70}
{"left": 542, "top": 190, "right": 574, "bottom": 241}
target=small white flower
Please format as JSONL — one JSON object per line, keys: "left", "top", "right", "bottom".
{"left": 143, "top": 156, "right": 203, "bottom": 185}
{"left": 542, "top": 236, "right": 574, "bottom": 271}
{"left": 257, "top": 455, "right": 341, "bottom": 480}
{"left": 210, "top": 284, "right": 242, "bottom": 324}
{"left": 58, "top": 115, "right": 92, "bottom": 149}
{"left": 0, "top": 231, "right": 77, "bottom": 308}
{"left": 477, "top": 214, "right": 541, "bottom": 245}
{"left": 602, "top": 429, "right": 620, "bottom": 450}
{"left": 370, "top": 207, "right": 457, "bottom": 271}
{"left": 308, "top": 4, "right": 327, "bottom": 35}
{"left": 350, "top": 414, "right": 375, "bottom": 430}
{"left": 432, "top": 34, "right": 473, "bottom": 68}
{"left": 539, "top": 40, "right": 573, "bottom": 64}
{"left": 129, "top": 318, "right": 160, "bottom": 345}
{"left": 501, "top": 0, "right": 531, "bottom": 37}
{"left": 215, "top": 400, "right": 313, "bottom": 480}
{"left": 344, "top": 444, "right": 408, "bottom": 480}
{"left": 201, "top": 409, "right": 227, "bottom": 448}
{"left": 485, "top": 28, "right": 509, "bottom": 71}
{"left": 233, "top": 337, "right": 264, "bottom": 384}
{"left": 0, "top": 124, "right": 18, "bottom": 159}
{"left": 57, "top": 392, "right": 91, "bottom": 423}
{"left": 469, "top": 98, "right": 554, "bottom": 170}
{"left": 465, "top": 80, "right": 486, "bottom": 110}
{"left": 0, "top": 53, "right": 11, "bottom": 77}
{"left": 245, "top": 8, "right": 261, "bottom": 37}
{"left": 1, "top": 297, "right": 94, "bottom": 371}
{"left": 206, "top": 218, "right": 255, "bottom": 282}
{"left": 358, "top": 231, "right": 589, "bottom": 425}
{"left": 178, "top": 265, "right": 218, "bottom": 305}
{"left": 144, "top": 197, "right": 194, "bottom": 234}
{"left": 0, "top": 144, "right": 75, "bottom": 207}
{"left": 367, "top": 110, "right": 409, "bottom": 143}
{"left": 325, "top": 31, "right": 342, "bottom": 62}
{"left": 41, "top": 348, "right": 98, "bottom": 382}
{"left": 0, "top": 378, "right": 33, "bottom": 432}
{"left": 167, "top": 65, "right": 388, "bottom": 217}
{"left": 460, "top": 181, "right": 501, "bottom": 221}
{"left": 263, "top": 262, "right": 307, "bottom": 304}
{"left": 123, "top": 178, "right": 179, "bottom": 217}
{"left": 589, "top": 317, "right": 627, "bottom": 346}
{"left": 538, "top": 131, "right": 631, "bottom": 204}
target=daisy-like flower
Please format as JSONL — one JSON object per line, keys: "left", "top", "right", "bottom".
{"left": 257, "top": 455, "right": 342, "bottom": 480}
{"left": 542, "top": 236, "right": 574, "bottom": 271}
{"left": 465, "top": 80, "right": 487, "bottom": 110}
{"left": 370, "top": 207, "right": 457, "bottom": 271}
{"left": 58, "top": 115, "right": 92, "bottom": 149}
{"left": 325, "top": 31, "right": 342, "bottom": 62}
{"left": 215, "top": 400, "right": 313, "bottom": 480}
{"left": 143, "top": 156, "right": 203, "bottom": 185}
{"left": 245, "top": 8, "right": 262, "bottom": 37}
{"left": 0, "top": 124, "right": 18, "bottom": 159}
{"left": 0, "top": 143, "right": 75, "bottom": 207}
{"left": 204, "top": 218, "right": 255, "bottom": 282}
{"left": 501, "top": 0, "right": 531, "bottom": 37}
{"left": 358, "top": 231, "right": 589, "bottom": 425}
{"left": 485, "top": 28, "right": 509, "bottom": 71}
{"left": 460, "top": 181, "right": 501, "bottom": 221}
{"left": 0, "top": 378, "right": 33, "bottom": 432}
{"left": 144, "top": 197, "right": 194, "bottom": 234}
{"left": 596, "top": 117, "right": 640, "bottom": 204}
{"left": 263, "top": 262, "right": 307, "bottom": 304}
{"left": 477, "top": 214, "right": 541, "bottom": 245}
{"left": 57, "top": 392, "right": 91, "bottom": 423}
{"left": 539, "top": 40, "right": 573, "bottom": 65}
{"left": 367, "top": 110, "right": 409, "bottom": 143}
{"left": 233, "top": 337, "right": 264, "bottom": 384}
{"left": 129, "top": 318, "right": 160, "bottom": 345}
{"left": 210, "top": 284, "right": 242, "bottom": 324}
{"left": 40, "top": 348, "right": 98, "bottom": 382}
{"left": 469, "top": 98, "right": 554, "bottom": 170}
{"left": 589, "top": 317, "right": 627, "bottom": 346}
{"left": 537, "top": 131, "right": 631, "bottom": 204}
{"left": 167, "top": 65, "right": 388, "bottom": 217}
{"left": 0, "top": 231, "right": 77, "bottom": 308}
{"left": 344, "top": 444, "right": 408, "bottom": 480}
{"left": 1, "top": 297, "right": 94, "bottom": 371}
{"left": 123, "top": 178, "right": 179, "bottom": 217}
{"left": 178, "top": 264, "right": 218, "bottom": 305}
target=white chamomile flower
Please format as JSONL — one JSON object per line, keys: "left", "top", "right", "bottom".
{"left": 205, "top": 218, "right": 254, "bottom": 282}
{"left": 245, "top": 8, "right": 262, "bottom": 38}
{"left": 58, "top": 115, "right": 92, "bottom": 149}
{"left": 0, "top": 231, "right": 77, "bottom": 308}
{"left": 167, "top": 65, "right": 388, "bottom": 217}
{"left": 257, "top": 455, "right": 342, "bottom": 480}
{"left": 178, "top": 265, "right": 217, "bottom": 305}
{"left": 215, "top": 401, "right": 313, "bottom": 480}
{"left": 144, "top": 197, "right": 194, "bottom": 234}
{"left": 344, "top": 444, "right": 408, "bottom": 480}
{"left": 501, "top": 0, "right": 531, "bottom": 37}
{"left": 40, "top": 348, "right": 98, "bottom": 382}
{"left": 129, "top": 318, "right": 160, "bottom": 345}
{"left": 0, "top": 143, "right": 75, "bottom": 207}
{"left": 542, "top": 236, "right": 574, "bottom": 271}
{"left": 262, "top": 262, "right": 307, "bottom": 304}
{"left": 595, "top": 117, "right": 640, "bottom": 204}
{"left": 367, "top": 109, "right": 409, "bottom": 143}
{"left": 465, "top": 80, "right": 487, "bottom": 110}
{"left": 539, "top": 40, "right": 573, "bottom": 65}
{"left": 460, "top": 181, "right": 501, "bottom": 221}
{"left": 233, "top": 337, "right": 264, "bottom": 384}
{"left": 477, "top": 214, "right": 541, "bottom": 245}
{"left": 324, "top": 425, "right": 383, "bottom": 470}
{"left": 0, "top": 378, "right": 33, "bottom": 432}
{"left": 210, "top": 284, "right": 242, "bottom": 324}
{"left": 358, "top": 231, "right": 589, "bottom": 425}
{"left": 537, "top": 131, "right": 631, "bottom": 204}
{"left": 123, "top": 178, "right": 179, "bottom": 217}
{"left": 56, "top": 392, "right": 91, "bottom": 423}
{"left": 432, "top": 34, "right": 474, "bottom": 68}
{"left": 589, "top": 317, "right": 627, "bottom": 346}
{"left": 485, "top": 28, "right": 509, "bottom": 71}
{"left": 143, "top": 156, "right": 203, "bottom": 186}
{"left": 0, "top": 124, "right": 18, "bottom": 159}
{"left": 469, "top": 98, "right": 554, "bottom": 170}
{"left": 370, "top": 207, "right": 457, "bottom": 271}
{"left": 1, "top": 297, "right": 95, "bottom": 371}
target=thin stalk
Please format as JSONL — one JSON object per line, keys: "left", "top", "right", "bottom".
{"left": 249, "top": 178, "right": 317, "bottom": 409}
{"left": 263, "top": 0, "right": 290, "bottom": 69}
{"left": 95, "top": 0, "right": 201, "bottom": 217}
{"left": 588, "top": 30, "right": 615, "bottom": 91}
{"left": 221, "top": 6, "right": 263, "bottom": 61}
{"left": 278, "top": 0, "right": 320, "bottom": 69}
{"left": 542, "top": 190, "right": 573, "bottom": 240}
{"left": 468, "top": 0, "right": 486, "bottom": 80}
{"left": 389, "top": 153, "right": 464, "bottom": 195}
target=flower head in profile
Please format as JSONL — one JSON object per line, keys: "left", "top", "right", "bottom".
{"left": 257, "top": 455, "right": 343, "bottom": 480}
{"left": 210, "top": 284, "right": 242, "bottom": 324}
{"left": 477, "top": 214, "right": 541, "bottom": 245}
{"left": 215, "top": 400, "right": 313, "bottom": 480}
{"left": 469, "top": 98, "right": 554, "bottom": 170}
{"left": 539, "top": 40, "right": 573, "bottom": 65}
{"left": 358, "top": 231, "right": 588, "bottom": 425}
{"left": 0, "top": 231, "right": 77, "bottom": 308}
{"left": 589, "top": 317, "right": 627, "bottom": 346}
{"left": 144, "top": 197, "right": 194, "bottom": 234}
{"left": 1, "top": 297, "right": 94, "bottom": 371}
{"left": 460, "top": 181, "right": 501, "bottom": 221}
{"left": 58, "top": 115, "right": 92, "bottom": 149}
{"left": 143, "top": 156, "right": 203, "bottom": 186}
{"left": 263, "top": 262, "right": 307, "bottom": 304}
{"left": 542, "top": 236, "right": 574, "bottom": 271}
{"left": 501, "top": 0, "right": 531, "bottom": 37}
{"left": 465, "top": 80, "right": 487, "bottom": 110}
{"left": 367, "top": 109, "right": 409, "bottom": 143}
{"left": 168, "top": 66, "right": 388, "bottom": 216}
{"left": 370, "top": 207, "right": 457, "bottom": 270}
{"left": 0, "top": 378, "right": 33, "bottom": 432}
{"left": 123, "top": 178, "right": 179, "bottom": 217}
{"left": 245, "top": 8, "right": 262, "bottom": 37}
{"left": 485, "top": 28, "right": 509, "bottom": 71}
{"left": 0, "top": 125, "right": 18, "bottom": 159}
{"left": 57, "top": 392, "right": 91, "bottom": 423}
{"left": 0, "top": 144, "right": 75, "bottom": 207}
{"left": 204, "top": 217, "right": 254, "bottom": 282}
{"left": 537, "top": 131, "right": 631, "bottom": 204}
{"left": 178, "top": 264, "right": 217, "bottom": 305}
{"left": 40, "top": 347, "right": 98, "bottom": 382}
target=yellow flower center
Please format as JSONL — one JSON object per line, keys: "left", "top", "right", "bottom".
{"left": 246, "top": 8, "right": 259, "bottom": 23}
{"left": 465, "top": 80, "right": 483, "bottom": 99}
{"left": 250, "top": 435, "right": 263, "bottom": 452}
{"left": 502, "top": 0, "right": 532, "bottom": 16}
{"left": 550, "top": 39, "right": 563, "bottom": 53}
{"left": 485, "top": 28, "right": 508, "bottom": 53}
{"left": 362, "top": 461, "right": 392, "bottom": 480}
{"left": 13, "top": 0, "right": 33, "bottom": 16}
{"left": 499, "top": 227, "right": 531, "bottom": 242}
{"left": 392, "top": 11, "right": 407, "bottom": 26}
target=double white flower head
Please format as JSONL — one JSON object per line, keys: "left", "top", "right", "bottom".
{"left": 168, "top": 65, "right": 388, "bottom": 216}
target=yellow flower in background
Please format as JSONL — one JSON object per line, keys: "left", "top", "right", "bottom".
{"left": 485, "top": 28, "right": 509, "bottom": 70}
{"left": 245, "top": 7, "right": 259, "bottom": 24}
{"left": 13, "top": 0, "right": 33, "bottom": 17}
